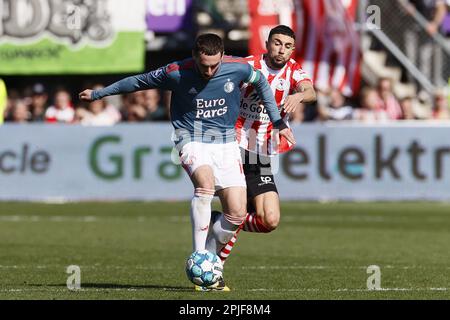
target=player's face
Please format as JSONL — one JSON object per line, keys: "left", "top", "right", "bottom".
{"left": 194, "top": 52, "right": 223, "bottom": 80}
{"left": 265, "top": 34, "right": 295, "bottom": 69}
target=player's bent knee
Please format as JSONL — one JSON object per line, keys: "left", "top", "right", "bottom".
{"left": 229, "top": 205, "right": 246, "bottom": 217}
{"left": 192, "top": 166, "right": 215, "bottom": 190}
{"left": 262, "top": 210, "right": 280, "bottom": 231}
{"left": 226, "top": 201, "right": 247, "bottom": 219}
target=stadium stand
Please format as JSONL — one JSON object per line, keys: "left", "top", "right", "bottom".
{"left": 1, "top": 0, "right": 449, "bottom": 124}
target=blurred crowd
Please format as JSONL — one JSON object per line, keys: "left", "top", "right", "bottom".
{"left": 2, "top": 77, "right": 449, "bottom": 126}
{"left": 1, "top": 1, "right": 449, "bottom": 126}
{"left": 2, "top": 83, "right": 171, "bottom": 125}
{"left": 312, "top": 78, "right": 450, "bottom": 123}
{"left": 402, "top": 0, "right": 450, "bottom": 36}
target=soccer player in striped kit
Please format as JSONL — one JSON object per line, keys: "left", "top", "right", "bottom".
{"left": 79, "top": 33, "right": 295, "bottom": 291}
{"left": 211, "top": 25, "right": 317, "bottom": 265}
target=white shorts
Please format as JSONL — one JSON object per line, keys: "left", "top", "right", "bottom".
{"left": 178, "top": 141, "right": 246, "bottom": 191}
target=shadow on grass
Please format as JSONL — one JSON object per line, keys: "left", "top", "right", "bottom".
{"left": 30, "top": 283, "right": 194, "bottom": 292}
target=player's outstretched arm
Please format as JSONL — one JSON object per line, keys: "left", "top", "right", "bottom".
{"left": 78, "top": 73, "right": 155, "bottom": 102}
{"left": 79, "top": 67, "right": 173, "bottom": 102}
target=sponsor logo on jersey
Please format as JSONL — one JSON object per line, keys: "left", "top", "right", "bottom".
{"left": 195, "top": 98, "right": 228, "bottom": 119}
{"left": 258, "top": 176, "right": 274, "bottom": 186}
{"left": 150, "top": 68, "right": 164, "bottom": 78}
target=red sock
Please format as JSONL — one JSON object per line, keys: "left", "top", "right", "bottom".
{"left": 218, "top": 213, "right": 271, "bottom": 264}
{"left": 242, "top": 212, "right": 271, "bottom": 233}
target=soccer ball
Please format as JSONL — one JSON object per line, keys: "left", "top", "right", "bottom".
{"left": 185, "top": 250, "right": 223, "bottom": 286}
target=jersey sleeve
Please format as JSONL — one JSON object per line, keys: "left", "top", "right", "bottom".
{"left": 291, "top": 64, "right": 313, "bottom": 91}
{"left": 143, "top": 65, "right": 178, "bottom": 90}
{"left": 242, "top": 63, "right": 285, "bottom": 128}
{"left": 91, "top": 65, "right": 177, "bottom": 100}
{"left": 243, "top": 63, "right": 260, "bottom": 84}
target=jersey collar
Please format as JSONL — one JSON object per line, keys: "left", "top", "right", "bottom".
{"left": 262, "top": 54, "right": 287, "bottom": 74}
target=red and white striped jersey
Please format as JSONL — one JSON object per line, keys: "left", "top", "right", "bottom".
{"left": 236, "top": 54, "right": 312, "bottom": 156}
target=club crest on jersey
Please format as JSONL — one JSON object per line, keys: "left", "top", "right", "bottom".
{"left": 224, "top": 79, "right": 235, "bottom": 93}
{"left": 276, "top": 79, "right": 286, "bottom": 91}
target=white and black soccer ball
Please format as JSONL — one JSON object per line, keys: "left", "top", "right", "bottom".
{"left": 185, "top": 250, "right": 223, "bottom": 286}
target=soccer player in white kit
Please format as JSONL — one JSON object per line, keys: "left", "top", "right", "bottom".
{"left": 211, "top": 25, "right": 317, "bottom": 265}
{"left": 80, "top": 33, "right": 295, "bottom": 291}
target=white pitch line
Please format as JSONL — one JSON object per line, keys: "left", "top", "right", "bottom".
{"left": 0, "top": 216, "right": 100, "bottom": 222}
{"left": 242, "top": 266, "right": 331, "bottom": 270}
{"left": 0, "top": 265, "right": 171, "bottom": 270}
{"left": 0, "top": 215, "right": 184, "bottom": 223}
{"left": 0, "top": 287, "right": 448, "bottom": 293}
{"left": 336, "top": 288, "right": 449, "bottom": 292}
{"left": 0, "top": 288, "right": 146, "bottom": 293}
{"left": 1, "top": 265, "right": 450, "bottom": 271}
{"left": 241, "top": 265, "right": 450, "bottom": 270}
{"left": 1, "top": 214, "right": 448, "bottom": 223}
{"left": 281, "top": 215, "right": 450, "bottom": 223}
{"left": 246, "top": 288, "right": 450, "bottom": 292}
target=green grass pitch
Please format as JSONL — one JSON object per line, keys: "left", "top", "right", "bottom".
{"left": 0, "top": 201, "right": 449, "bottom": 300}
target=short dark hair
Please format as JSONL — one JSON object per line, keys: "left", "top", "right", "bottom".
{"left": 193, "top": 33, "right": 224, "bottom": 56}
{"left": 268, "top": 25, "right": 296, "bottom": 41}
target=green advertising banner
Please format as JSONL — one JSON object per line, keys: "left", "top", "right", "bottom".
{"left": 0, "top": 0, "right": 146, "bottom": 75}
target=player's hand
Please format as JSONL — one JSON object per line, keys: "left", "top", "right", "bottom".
{"left": 282, "top": 92, "right": 304, "bottom": 113}
{"left": 278, "top": 127, "right": 296, "bottom": 145}
{"left": 79, "top": 89, "right": 94, "bottom": 102}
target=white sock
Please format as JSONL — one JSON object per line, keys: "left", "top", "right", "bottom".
{"left": 190, "top": 190, "right": 214, "bottom": 251}
{"left": 206, "top": 213, "right": 240, "bottom": 254}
